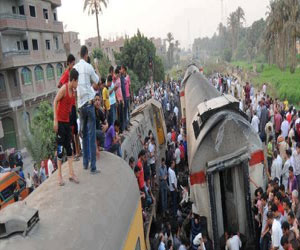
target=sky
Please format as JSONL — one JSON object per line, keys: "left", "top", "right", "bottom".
{"left": 57, "top": 0, "right": 270, "bottom": 49}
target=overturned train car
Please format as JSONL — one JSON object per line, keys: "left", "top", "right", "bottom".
{"left": 181, "top": 65, "right": 265, "bottom": 249}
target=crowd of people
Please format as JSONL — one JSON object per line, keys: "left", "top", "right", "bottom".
{"left": 211, "top": 72, "right": 300, "bottom": 250}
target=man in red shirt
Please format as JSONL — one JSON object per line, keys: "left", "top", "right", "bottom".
{"left": 58, "top": 54, "right": 81, "bottom": 160}
{"left": 53, "top": 68, "right": 79, "bottom": 186}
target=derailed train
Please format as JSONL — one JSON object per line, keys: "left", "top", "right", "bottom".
{"left": 180, "top": 65, "right": 266, "bottom": 249}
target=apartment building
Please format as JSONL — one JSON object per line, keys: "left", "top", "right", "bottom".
{"left": 85, "top": 36, "right": 125, "bottom": 64}
{"left": 63, "top": 31, "right": 81, "bottom": 61}
{"left": 0, "top": 0, "right": 66, "bottom": 151}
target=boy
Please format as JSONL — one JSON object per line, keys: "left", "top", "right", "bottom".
{"left": 100, "top": 76, "right": 110, "bottom": 118}
{"left": 53, "top": 68, "right": 79, "bottom": 186}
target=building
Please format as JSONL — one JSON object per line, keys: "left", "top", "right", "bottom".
{"left": 150, "top": 37, "right": 166, "bottom": 57}
{"left": 85, "top": 36, "right": 125, "bottom": 64}
{"left": 63, "top": 31, "right": 81, "bottom": 61}
{"left": 0, "top": 0, "right": 66, "bottom": 151}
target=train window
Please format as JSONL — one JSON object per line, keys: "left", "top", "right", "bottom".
{"left": 1, "top": 182, "right": 16, "bottom": 200}
{"left": 135, "top": 237, "right": 141, "bottom": 250}
{"left": 193, "top": 120, "right": 200, "bottom": 139}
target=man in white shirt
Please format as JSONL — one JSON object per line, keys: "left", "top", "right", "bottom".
{"left": 292, "top": 143, "right": 300, "bottom": 186}
{"left": 148, "top": 137, "right": 156, "bottom": 186}
{"left": 267, "top": 211, "right": 284, "bottom": 250}
{"left": 251, "top": 111, "right": 260, "bottom": 133}
{"left": 47, "top": 156, "right": 54, "bottom": 177}
{"left": 226, "top": 233, "right": 242, "bottom": 250}
{"left": 174, "top": 105, "right": 179, "bottom": 118}
{"left": 175, "top": 144, "right": 181, "bottom": 166}
{"left": 271, "top": 151, "right": 283, "bottom": 182}
{"left": 74, "top": 46, "right": 100, "bottom": 174}
{"left": 281, "top": 116, "right": 289, "bottom": 139}
{"left": 168, "top": 160, "right": 178, "bottom": 216}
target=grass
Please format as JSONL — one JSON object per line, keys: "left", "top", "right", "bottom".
{"left": 231, "top": 61, "right": 300, "bottom": 107}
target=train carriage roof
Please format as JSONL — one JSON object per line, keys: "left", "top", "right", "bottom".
{"left": 0, "top": 152, "right": 140, "bottom": 250}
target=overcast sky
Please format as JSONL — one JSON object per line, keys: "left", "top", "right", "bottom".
{"left": 58, "top": 0, "right": 270, "bottom": 49}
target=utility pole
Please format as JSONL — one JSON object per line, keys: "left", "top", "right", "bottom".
{"left": 221, "top": 0, "right": 224, "bottom": 24}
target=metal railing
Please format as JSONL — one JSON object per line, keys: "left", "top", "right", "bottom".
{"left": 0, "top": 13, "right": 26, "bottom": 20}
{"left": 3, "top": 51, "right": 30, "bottom": 57}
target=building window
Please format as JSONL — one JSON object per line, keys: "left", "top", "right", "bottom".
{"left": 46, "top": 64, "right": 54, "bottom": 80}
{"left": 12, "top": 6, "right": 17, "bottom": 14}
{"left": 43, "top": 9, "right": 48, "bottom": 19}
{"left": 21, "top": 67, "right": 32, "bottom": 85}
{"left": 22, "top": 40, "right": 28, "bottom": 50}
{"left": 56, "top": 63, "right": 63, "bottom": 78}
{"left": 45, "top": 40, "right": 50, "bottom": 50}
{"left": 0, "top": 74, "right": 6, "bottom": 91}
{"left": 19, "top": 5, "right": 25, "bottom": 15}
{"left": 34, "top": 66, "right": 44, "bottom": 82}
{"left": 53, "top": 12, "right": 57, "bottom": 21}
{"left": 32, "top": 39, "right": 38, "bottom": 50}
{"left": 17, "top": 41, "right": 21, "bottom": 51}
{"left": 54, "top": 37, "right": 59, "bottom": 50}
{"left": 29, "top": 5, "right": 36, "bottom": 17}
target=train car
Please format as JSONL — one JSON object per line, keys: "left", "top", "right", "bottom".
{"left": 182, "top": 65, "right": 265, "bottom": 249}
{"left": 0, "top": 152, "right": 146, "bottom": 250}
{"left": 121, "top": 98, "right": 167, "bottom": 164}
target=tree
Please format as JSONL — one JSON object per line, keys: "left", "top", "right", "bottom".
{"left": 284, "top": 0, "right": 300, "bottom": 73}
{"left": 166, "top": 32, "right": 175, "bottom": 68}
{"left": 91, "top": 48, "right": 111, "bottom": 77}
{"left": 25, "top": 102, "right": 56, "bottom": 164}
{"left": 84, "top": 0, "right": 108, "bottom": 49}
{"left": 115, "top": 30, "right": 165, "bottom": 85}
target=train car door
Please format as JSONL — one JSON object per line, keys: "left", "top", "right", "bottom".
{"left": 207, "top": 148, "right": 253, "bottom": 250}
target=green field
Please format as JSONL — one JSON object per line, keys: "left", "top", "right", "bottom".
{"left": 231, "top": 62, "right": 300, "bottom": 107}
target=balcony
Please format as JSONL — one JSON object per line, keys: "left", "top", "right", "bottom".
{"left": 0, "top": 13, "right": 27, "bottom": 30}
{"left": 0, "top": 51, "right": 31, "bottom": 69}
{"left": 0, "top": 13, "right": 63, "bottom": 33}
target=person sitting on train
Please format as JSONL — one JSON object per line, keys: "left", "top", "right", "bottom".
{"left": 104, "top": 120, "right": 121, "bottom": 157}
{"left": 94, "top": 93, "right": 108, "bottom": 149}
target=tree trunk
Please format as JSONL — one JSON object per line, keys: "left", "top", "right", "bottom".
{"left": 290, "top": 31, "right": 296, "bottom": 73}
{"left": 95, "top": 3, "right": 101, "bottom": 49}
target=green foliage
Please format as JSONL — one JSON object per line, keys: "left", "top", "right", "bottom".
{"left": 91, "top": 48, "right": 111, "bottom": 78}
{"left": 251, "top": 64, "right": 300, "bottom": 106}
{"left": 153, "top": 56, "right": 165, "bottom": 82}
{"left": 25, "top": 101, "right": 56, "bottom": 164}
{"left": 127, "top": 69, "right": 140, "bottom": 95}
{"left": 115, "top": 30, "right": 165, "bottom": 85}
{"left": 223, "top": 49, "right": 232, "bottom": 62}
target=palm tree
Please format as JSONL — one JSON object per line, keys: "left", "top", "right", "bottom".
{"left": 284, "top": 0, "right": 300, "bottom": 73}
{"left": 84, "top": 0, "right": 108, "bottom": 49}
{"left": 166, "top": 33, "right": 174, "bottom": 68}
{"left": 227, "top": 12, "right": 238, "bottom": 54}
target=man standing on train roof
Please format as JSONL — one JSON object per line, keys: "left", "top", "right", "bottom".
{"left": 74, "top": 45, "right": 100, "bottom": 174}
{"left": 53, "top": 68, "right": 80, "bottom": 186}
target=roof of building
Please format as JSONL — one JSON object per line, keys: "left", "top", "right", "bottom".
{"left": 0, "top": 152, "right": 140, "bottom": 250}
